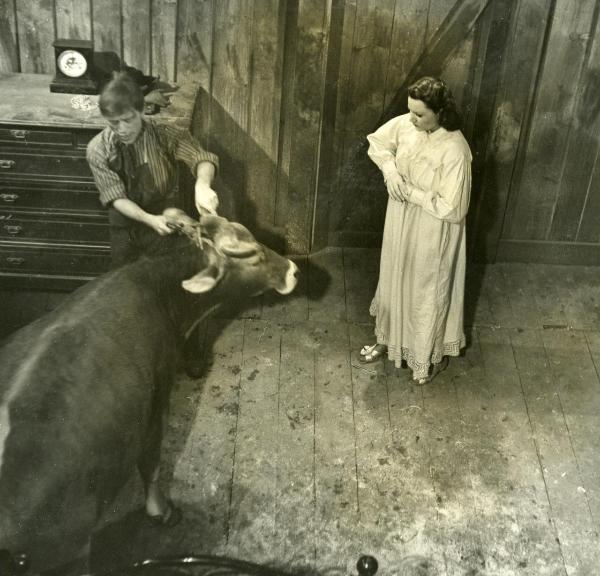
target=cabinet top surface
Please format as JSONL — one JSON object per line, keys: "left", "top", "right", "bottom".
{"left": 0, "top": 73, "right": 198, "bottom": 129}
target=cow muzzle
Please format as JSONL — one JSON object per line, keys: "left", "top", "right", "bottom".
{"left": 276, "top": 260, "right": 300, "bottom": 295}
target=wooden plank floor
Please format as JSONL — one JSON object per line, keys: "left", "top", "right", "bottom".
{"left": 2, "top": 250, "right": 600, "bottom": 575}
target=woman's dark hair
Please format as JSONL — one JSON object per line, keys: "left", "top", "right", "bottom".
{"left": 99, "top": 71, "right": 144, "bottom": 116}
{"left": 408, "top": 76, "right": 462, "bottom": 131}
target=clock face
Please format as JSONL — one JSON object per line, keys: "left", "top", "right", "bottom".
{"left": 57, "top": 49, "right": 88, "bottom": 78}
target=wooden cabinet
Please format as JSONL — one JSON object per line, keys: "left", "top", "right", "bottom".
{"left": 0, "top": 73, "right": 198, "bottom": 290}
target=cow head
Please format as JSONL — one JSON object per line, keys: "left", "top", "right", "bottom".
{"left": 163, "top": 208, "right": 299, "bottom": 298}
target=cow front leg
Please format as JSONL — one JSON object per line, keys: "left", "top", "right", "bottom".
{"left": 137, "top": 408, "right": 180, "bottom": 525}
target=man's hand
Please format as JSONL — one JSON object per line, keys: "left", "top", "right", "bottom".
{"left": 112, "top": 197, "right": 174, "bottom": 235}
{"left": 145, "top": 214, "right": 175, "bottom": 236}
{"left": 195, "top": 180, "right": 219, "bottom": 215}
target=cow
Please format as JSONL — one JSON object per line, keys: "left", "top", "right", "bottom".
{"left": 0, "top": 209, "right": 299, "bottom": 575}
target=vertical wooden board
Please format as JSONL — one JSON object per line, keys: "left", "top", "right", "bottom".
{"left": 549, "top": 9, "right": 600, "bottom": 241}
{"left": 476, "top": 328, "right": 565, "bottom": 574}
{"left": 313, "top": 320, "right": 358, "bottom": 566}
{"left": 170, "top": 319, "right": 244, "bottom": 552}
{"left": 227, "top": 320, "right": 281, "bottom": 561}
{"left": 55, "top": 0, "right": 92, "bottom": 39}
{"left": 342, "top": 247, "right": 378, "bottom": 324}
{"left": 92, "top": 0, "right": 122, "bottom": 54}
{"left": 175, "top": 0, "right": 213, "bottom": 88}
{"left": 276, "top": 321, "right": 316, "bottom": 565}
{"left": 122, "top": 0, "right": 151, "bottom": 72}
{"left": 326, "top": 0, "right": 357, "bottom": 240}
{"left": 441, "top": 27, "right": 477, "bottom": 110}
{"left": 209, "top": 0, "right": 253, "bottom": 225}
{"left": 262, "top": 256, "right": 309, "bottom": 324}
{"left": 244, "top": 0, "right": 285, "bottom": 230}
{"left": 308, "top": 247, "right": 347, "bottom": 322}
{"left": 504, "top": 0, "right": 597, "bottom": 241}
{"left": 577, "top": 150, "right": 600, "bottom": 243}
{"left": 330, "top": 128, "right": 387, "bottom": 238}
{"left": 382, "top": 0, "right": 428, "bottom": 111}
{"left": 344, "top": 0, "right": 396, "bottom": 133}
{"left": 16, "top": 0, "right": 55, "bottom": 73}
{"left": 312, "top": 0, "right": 347, "bottom": 250}
{"left": 0, "top": 0, "right": 19, "bottom": 72}
{"left": 470, "top": 0, "right": 551, "bottom": 261}
{"left": 459, "top": 5, "right": 493, "bottom": 145}
{"left": 425, "top": 0, "right": 459, "bottom": 41}
{"left": 151, "top": 0, "right": 177, "bottom": 81}
{"left": 348, "top": 323, "right": 438, "bottom": 568}
{"left": 334, "top": 0, "right": 357, "bottom": 123}
{"left": 275, "top": 0, "right": 329, "bottom": 253}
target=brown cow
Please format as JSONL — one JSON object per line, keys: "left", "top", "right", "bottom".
{"left": 0, "top": 209, "right": 298, "bottom": 574}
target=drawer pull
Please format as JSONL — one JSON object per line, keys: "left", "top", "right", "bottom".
{"left": 0, "top": 193, "right": 19, "bottom": 203}
{"left": 3, "top": 224, "right": 22, "bottom": 235}
{"left": 0, "top": 160, "right": 15, "bottom": 170}
{"left": 10, "top": 129, "right": 29, "bottom": 140}
{"left": 6, "top": 257, "right": 25, "bottom": 266}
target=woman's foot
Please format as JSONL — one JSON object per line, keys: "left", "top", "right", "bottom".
{"left": 414, "top": 356, "right": 449, "bottom": 385}
{"left": 359, "top": 343, "right": 387, "bottom": 363}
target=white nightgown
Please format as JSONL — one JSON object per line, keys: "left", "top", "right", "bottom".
{"left": 367, "top": 113, "right": 472, "bottom": 379}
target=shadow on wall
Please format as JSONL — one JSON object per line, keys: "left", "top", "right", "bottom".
{"left": 192, "top": 87, "right": 290, "bottom": 256}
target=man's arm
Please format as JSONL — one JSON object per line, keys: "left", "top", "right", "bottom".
{"left": 161, "top": 125, "right": 220, "bottom": 215}
{"left": 194, "top": 161, "right": 218, "bottom": 214}
{"left": 112, "top": 198, "right": 174, "bottom": 235}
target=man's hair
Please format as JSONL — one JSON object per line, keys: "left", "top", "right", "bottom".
{"left": 99, "top": 72, "right": 144, "bottom": 116}
{"left": 408, "top": 76, "right": 462, "bottom": 131}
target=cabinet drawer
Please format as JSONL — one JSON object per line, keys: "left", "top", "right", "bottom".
{"left": 0, "top": 212, "right": 109, "bottom": 244}
{"left": 0, "top": 243, "right": 110, "bottom": 276}
{"left": 0, "top": 127, "right": 73, "bottom": 147}
{"left": 75, "top": 129, "right": 101, "bottom": 149}
{"left": 0, "top": 151, "right": 92, "bottom": 180}
{"left": 0, "top": 181, "right": 101, "bottom": 212}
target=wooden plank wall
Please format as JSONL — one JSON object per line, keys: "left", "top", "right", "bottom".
{"left": 494, "top": 0, "right": 600, "bottom": 264}
{"left": 1, "top": 0, "right": 599, "bottom": 262}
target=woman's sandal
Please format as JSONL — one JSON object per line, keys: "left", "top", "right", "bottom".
{"left": 414, "top": 356, "right": 449, "bottom": 385}
{"left": 359, "top": 344, "right": 387, "bottom": 363}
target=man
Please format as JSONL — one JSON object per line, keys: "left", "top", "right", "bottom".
{"left": 87, "top": 72, "right": 219, "bottom": 376}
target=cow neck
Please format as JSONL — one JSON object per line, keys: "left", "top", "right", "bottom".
{"left": 129, "top": 247, "right": 212, "bottom": 337}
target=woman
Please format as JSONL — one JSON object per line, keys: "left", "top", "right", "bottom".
{"left": 360, "top": 76, "right": 472, "bottom": 385}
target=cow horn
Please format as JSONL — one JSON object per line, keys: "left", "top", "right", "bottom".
{"left": 164, "top": 208, "right": 198, "bottom": 229}
{"left": 218, "top": 238, "right": 257, "bottom": 258}
{"left": 163, "top": 208, "right": 203, "bottom": 244}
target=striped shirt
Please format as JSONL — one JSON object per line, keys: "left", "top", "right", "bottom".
{"left": 86, "top": 120, "right": 219, "bottom": 207}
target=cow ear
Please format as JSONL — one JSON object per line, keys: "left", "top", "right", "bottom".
{"left": 181, "top": 267, "right": 221, "bottom": 294}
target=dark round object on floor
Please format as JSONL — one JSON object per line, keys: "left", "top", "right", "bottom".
{"left": 356, "top": 555, "right": 378, "bottom": 576}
